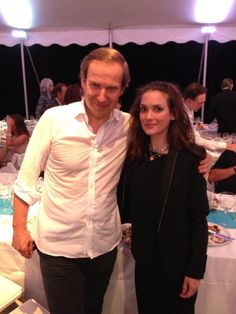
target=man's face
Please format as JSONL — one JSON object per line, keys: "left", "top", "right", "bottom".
{"left": 187, "top": 93, "right": 206, "bottom": 112}
{"left": 81, "top": 60, "right": 124, "bottom": 122}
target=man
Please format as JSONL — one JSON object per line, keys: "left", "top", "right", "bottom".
{"left": 208, "top": 150, "right": 236, "bottom": 194}
{"left": 12, "top": 48, "right": 210, "bottom": 314}
{"left": 51, "top": 82, "right": 68, "bottom": 106}
{"left": 209, "top": 78, "right": 236, "bottom": 134}
{"left": 12, "top": 48, "right": 130, "bottom": 314}
{"left": 184, "top": 82, "right": 236, "bottom": 154}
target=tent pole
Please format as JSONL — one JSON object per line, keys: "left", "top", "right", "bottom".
{"left": 20, "top": 40, "right": 29, "bottom": 119}
{"left": 108, "top": 24, "right": 113, "bottom": 48}
{"left": 201, "top": 33, "right": 209, "bottom": 121}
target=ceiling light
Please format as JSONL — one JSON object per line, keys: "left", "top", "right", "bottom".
{"left": 12, "top": 29, "right": 28, "bottom": 39}
{"left": 0, "top": 0, "right": 32, "bottom": 29}
{"left": 201, "top": 26, "right": 216, "bottom": 34}
{"left": 195, "top": 0, "right": 233, "bottom": 23}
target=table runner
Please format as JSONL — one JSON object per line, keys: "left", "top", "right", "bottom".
{"left": 0, "top": 199, "right": 12, "bottom": 215}
{"left": 208, "top": 209, "right": 236, "bottom": 229}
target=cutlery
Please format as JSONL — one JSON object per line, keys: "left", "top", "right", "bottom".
{"left": 208, "top": 229, "right": 235, "bottom": 241}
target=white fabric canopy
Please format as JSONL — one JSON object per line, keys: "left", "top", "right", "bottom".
{"left": 0, "top": 0, "right": 236, "bottom": 46}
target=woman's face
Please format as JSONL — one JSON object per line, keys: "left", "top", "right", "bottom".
{"left": 139, "top": 90, "right": 175, "bottom": 139}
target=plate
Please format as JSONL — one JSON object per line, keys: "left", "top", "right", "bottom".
{"left": 121, "top": 223, "right": 132, "bottom": 248}
{"left": 208, "top": 222, "right": 231, "bottom": 246}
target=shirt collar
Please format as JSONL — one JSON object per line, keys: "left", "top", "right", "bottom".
{"left": 55, "top": 97, "right": 62, "bottom": 105}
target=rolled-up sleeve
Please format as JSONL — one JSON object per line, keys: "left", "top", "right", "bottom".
{"left": 14, "top": 110, "right": 53, "bottom": 205}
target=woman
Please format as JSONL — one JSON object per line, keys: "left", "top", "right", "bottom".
{"left": 117, "top": 81, "right": 209, "bottom": 313}
{"left": 35, "top": 78, "right": 54, "bottom": 119}
{"left": 0, "top": 114, "right": 30, "bottom": 165}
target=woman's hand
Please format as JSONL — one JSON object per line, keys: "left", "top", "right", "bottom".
{"left": 179, "top": 276, "right": 200, "bottom": 298}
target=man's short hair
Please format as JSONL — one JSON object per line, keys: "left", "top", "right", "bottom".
{"left": 54, "top": 82, "right": 67, "bottom": 96}
{"left": 221, "top": 78, "right": 233, "bottom": 90}
{"left": 183, "top": 82, "right": 207, "bottom": 100}
{"left": 80, "top": 47, "right": 130, "bottom": 89}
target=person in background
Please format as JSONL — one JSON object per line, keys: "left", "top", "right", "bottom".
{"left": 208, "top": 150, "right": 236, "bottom": 194}
{"left": 12, "top": 48, "right": 211, "bottom": 314}
{"left": 35, "top": 78, "right": 54, "bottom": 119}
{"left": 64, "top": 83, "right": 82, "bottom": 104}
{"left": 0, "top": 114, "right": 30, "bottom": 165}
{"left": 183, "top": 82, "right": 236, "bottom": 154}
{"left": 50, "top": 82, "right": 67, "bottom": 107}
{"left": 117, "top": 81, "right": 209, "bottom": 314}
{"left": 209, "top": 78, "right": 236, "bottom": 134}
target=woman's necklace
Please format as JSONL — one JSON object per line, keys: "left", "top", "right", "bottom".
{"left": 149, "top": 144, "right": 169, "bottom": 161}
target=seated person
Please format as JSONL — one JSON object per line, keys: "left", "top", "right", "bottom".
{"left": 0, "top": 114, "right": 30, "bottom": 165}
{"left": 208, "top": 150, "right": 236, "bottom": 194}
{"left": 64, "top": 83, "right": 82, "bottom": 104}
{"left": 183, "top": 82, "right": 236, "bottom": 154}
{"left": 35, "top": 78, "right": 54, "bottom": 119}
{"left": 50, "top": 82, "right": 67, "bottom": 106}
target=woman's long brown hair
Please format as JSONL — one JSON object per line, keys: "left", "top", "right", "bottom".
{"left": 127, "top": 81, "right": 206, "bottom": 161}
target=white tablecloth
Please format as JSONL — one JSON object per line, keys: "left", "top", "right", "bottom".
{"left": 1, "top": 216, "right": 236, "bottom": 314}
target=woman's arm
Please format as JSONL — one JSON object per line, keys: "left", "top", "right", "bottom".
{"left": 187, "top": 156, "right": 209, "bottom": 279}
{"left": 6, "top": 133, "right": 29, "bottom": 147}
{"left": 0, "top": 141, "right": 8, "bottom": 162}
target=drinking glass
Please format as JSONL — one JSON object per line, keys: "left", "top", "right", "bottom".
{"left": 231, "top": 133, "right": 236, "bottom": 144}
{"left": 0, "top": 184, "right": 10, "bottom": 213}
{"left": 222, "top": 133, "right": 230, "bottom": 142}
{"left": 219, "top": 192, "right": 235, "bottom": 226}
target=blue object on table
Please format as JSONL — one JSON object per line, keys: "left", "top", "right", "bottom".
{"left": 0, "top": 198, "right": 13, "bottom": 215}
{"left": 208, "top": 209, "right": 236, "bottom": 229}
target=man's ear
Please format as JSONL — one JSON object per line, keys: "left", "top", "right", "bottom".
{"left": 119, "top": 86, "right": 125, "bottom": 97}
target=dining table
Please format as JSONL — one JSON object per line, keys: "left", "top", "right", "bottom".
{"left": 1, "top": 188, "right": 236, "bottom": 313}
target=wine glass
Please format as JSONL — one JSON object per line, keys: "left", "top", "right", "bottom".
{"left": 219, "top": 192, "right": 235, "bottom": 226}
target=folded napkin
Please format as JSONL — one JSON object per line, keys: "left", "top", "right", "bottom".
{"left": 208, "top": 210, "right": 236, "bottom": 229}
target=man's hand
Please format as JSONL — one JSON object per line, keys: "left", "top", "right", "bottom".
{"left": 179, "top": 276, "right": 200, "bottom": 299}
{"left": 12, "top": 194, "right": 33, "bottom": 258}
{"left": 198, "top": 153, "right": 212, "bottom": 174}
{"left": 12, "top": 226, "right": 34, "bottom": 258}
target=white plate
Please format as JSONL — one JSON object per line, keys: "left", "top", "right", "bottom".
{"left": 208, "top": 222, "right": 231, "bottom": 246}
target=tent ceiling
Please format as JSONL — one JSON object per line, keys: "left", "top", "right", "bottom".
{"left": 0, "top": 0, "right": 236, "bottom": 46}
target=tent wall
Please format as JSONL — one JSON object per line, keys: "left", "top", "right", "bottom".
{"left": 1, "top": 40, "right": 236, "bottom": 120}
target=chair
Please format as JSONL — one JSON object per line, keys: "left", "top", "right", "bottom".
{"left": 9, "top": 298, "right": 50, "bottom": 313}
{"left": 0, "top": 275, "right": 23, "bottom": 312}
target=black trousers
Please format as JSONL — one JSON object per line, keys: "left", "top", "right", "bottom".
{"left": 37, "top": 247, "right": 117, "bottom": 314}
{"left": 135, "top": 262, "right": 197, "bottom": 314}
